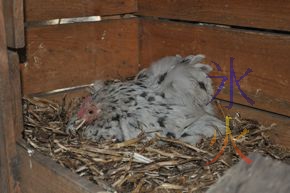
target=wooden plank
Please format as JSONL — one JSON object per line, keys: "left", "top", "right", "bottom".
{"left": 138, "top": 0, "right": 290, "bottom": 32}
{"left": 0, "top": 0, "right": 21, "bottom": 192}
{"left": 216, "top": 101, "right": 290, "bottom": 148}
{"left": 17, "top": 143, "right": 104, "bottom": 193}
{"left": 140, "top": 19, "right": 290, "bottom": 117}
{"left": 3, "top": 0, "right": 25, "bottom": 48}
{"left": 22, "top": 18, "right": 139, "bottom": 95}
{"left": 8, "top": 51, "right": 24, "bottom": 141}
{"left": 25, "top": 0, "right": 137, "bottom": 22}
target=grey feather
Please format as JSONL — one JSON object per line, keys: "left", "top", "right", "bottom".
{"left": 67, "top": 54, "right": 225, "bottom": 144}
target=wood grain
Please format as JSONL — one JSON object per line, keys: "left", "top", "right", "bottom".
{"left": 138, "top": 0, "right": 290, "bottom": 31}
{"left": 3, "top": 0, "right": 25, "bottom": 48}
{"left": 17, "top": 143, "right": 104, "bottom": 193}
{"left": 8, "top": 51, "right": 24, "bottom": 141}
{"left": 23, "top": 18, "right": 139, "bottom": 95}
{"left": 140, "top": 19, "right": 290, "bottom": 117}
{"left": 25, "top": 0, "right": 137, "bottom": 22}
{"left": 0, "top": 1, "right": 21, "bottom": 192}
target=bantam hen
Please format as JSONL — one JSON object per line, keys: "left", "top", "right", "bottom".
{"left": 66, "top": 55, "right": 225, "bottom": 144}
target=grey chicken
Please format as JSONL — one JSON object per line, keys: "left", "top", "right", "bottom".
{"left": 66, "top": 55, "right": 225, "bottom": 144}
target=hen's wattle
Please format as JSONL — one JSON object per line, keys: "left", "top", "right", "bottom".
{"left": 67, "top": 55, "right": 225, "bottom": 144}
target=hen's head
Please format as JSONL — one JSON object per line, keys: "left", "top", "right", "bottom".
{"left": 77, "top": 96, "right": 101, "bottom": 124}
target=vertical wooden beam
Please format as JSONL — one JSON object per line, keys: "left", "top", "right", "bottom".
{"left": 0, "top": 0, "right": 22, "bottom": 192}
{"left": 3, "top": 0, "right": 24, "bottom": 48}
{"left": 8, "top": 50, "right": 24, "bottom": 141}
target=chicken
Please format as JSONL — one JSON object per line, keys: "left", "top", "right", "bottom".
{"left": 66, "top": 55, "right": 225, "bottom": 144}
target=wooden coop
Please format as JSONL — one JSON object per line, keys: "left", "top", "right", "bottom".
{"left": 1, "top": 0, "right": 290, "bottom": 193}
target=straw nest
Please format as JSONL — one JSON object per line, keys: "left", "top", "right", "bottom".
{"left": 23, "top": 96, "right": 290, "bottom": 193}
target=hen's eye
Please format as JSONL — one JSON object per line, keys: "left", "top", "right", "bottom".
{"left": 88, "top": 110, "right": 94, "bottom": 114}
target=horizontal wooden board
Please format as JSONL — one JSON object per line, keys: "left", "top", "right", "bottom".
{"left": 138, "top": 0, "right": 290, "bottom": 31}
{"left": 3, "top": 0, "right": 25, "bottom": 48}
{"left": 23, "top": 18, "right": 139, "bottom": 95}
{"left": 25, "top": 0, "right": 137, "bottom": 22}
{"left": 140, "top": 19, "right": 290, "bottom": 116}
{"left": 17, "top": 143, "right": 104, "bottom": 193}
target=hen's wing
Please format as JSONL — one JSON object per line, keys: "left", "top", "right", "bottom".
{"left": 135, "top": 55, "right": 182, "bottom": 84}
{"left": 69, "top": 55, "right": 225, "bottom": 145}
{"left": 82, "top": 81, "right": 171, "bottom": 141}
{"left": 144, "top": 54, "right": 225, "bottom": 144}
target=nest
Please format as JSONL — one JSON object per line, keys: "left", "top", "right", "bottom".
{"left": 23, "top": 96, "right": 290, "bottom": 193}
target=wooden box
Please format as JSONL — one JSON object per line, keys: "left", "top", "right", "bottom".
{"left": 1, "top": 0, "right": 290, "bottom": 192}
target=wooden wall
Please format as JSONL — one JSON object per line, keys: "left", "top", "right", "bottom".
{"left": 17, "top": 144, "right": 102, "bottom": 193}
{"left": 22, "top": 0, "right": 290, "bottom": 142}
{"left": 22, "top": 0, "right": 139, "bottom": 95}
{"left": 23, "top": 0, "right": 290, "bottom": 117}
{"left": 139, "top": 19, "right": 290, "bottom": 117}
{"left": 138, "top": 0, "right": 290, "bottom": 31}
{"left": 25, "top": 0, "right": 137, "bottom": 22}
{"left": 0, "top": 0, "right": 22, "bottom": 192}
{"left": 1, "top": 1, "right": 289, "bottom": 193}
{"left": 137, "top": 1, "right": 290, "bottom": 145}
{"left": 23, "top": 18, "right": 139, "bottom": 94}
{"left": 3, "top": 0, "right": 24, "bottom": 48}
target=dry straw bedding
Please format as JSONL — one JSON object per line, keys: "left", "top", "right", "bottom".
{"left": 23, "top": 96, "right": 290, "bottom": 193}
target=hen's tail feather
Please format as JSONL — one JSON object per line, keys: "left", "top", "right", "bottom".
{"left": 181, "top": 54, "right": 205, "bottom": 65}
{"left": 136, "top": 54, "right": 209, "bottom": 89}
{"left": 135, "top": 55, "right": 182, "bottom": 83}
{"left": 154, "top": 55, "right": 213, "bottom": 108}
